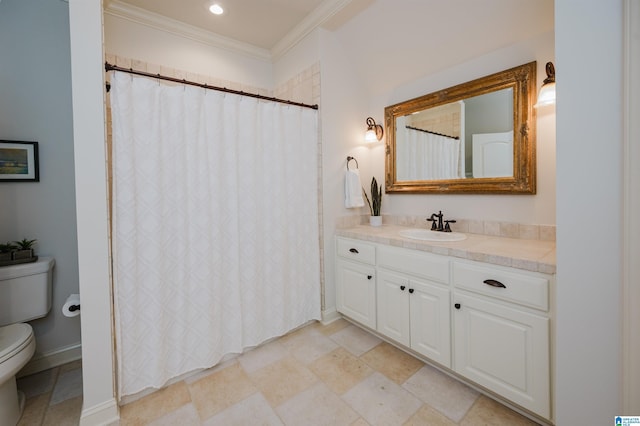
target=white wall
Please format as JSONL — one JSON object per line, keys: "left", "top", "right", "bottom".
{"left": 623, "top": 0, "right": 640, "bottom": 413}
{"left": 555, "top": 0, "right": 623, "bottom": 423}
{"left": 0, "top": 0, "right": 81, "bottom": 357}
{"left": 316, "top": 28, "right": 371, "bottom": 315}
{"left": 273, "top": 30, "right": 320, "bottom": 88}
{"left": 104, "top": 13, "right": 274, "bottom": 90}
{"left": 69, "top": 0, "right": 119, "bottom": 423}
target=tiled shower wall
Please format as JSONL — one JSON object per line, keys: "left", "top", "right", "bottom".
{"left": 408, "top": 107, "right": 461, "bottom": 139}
{"left": 104, "top": 55, "right": 326, "bottom": 309}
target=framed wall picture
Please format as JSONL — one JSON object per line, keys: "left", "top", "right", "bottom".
{"left": 0, "top": 140, "right": 39, "bottom": 182}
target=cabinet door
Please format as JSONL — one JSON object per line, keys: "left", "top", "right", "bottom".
{"left": 376, "top": 270, "right": 410, "bottom": 346}
{"left": 336, "top": 259, "right": 376, "bottom": 329}
{"left": 410, "top": 280, "right": 451, "bottom": 368}
{"left": 453, "top": 292, "right": 550, "bottom": 419}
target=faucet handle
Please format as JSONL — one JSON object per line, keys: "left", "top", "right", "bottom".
{"left": 444, "top": 220, "right": 456, "bottom": 232}
{"left": 426, "top": 216, "right": 438, "bottom": 230}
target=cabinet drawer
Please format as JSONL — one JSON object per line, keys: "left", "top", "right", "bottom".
{"left": 452, "top": 261, "right": 549, "bottom": 311}
{"left": 378, "top": 245, "right": 449, "bottom": 284}
{"left": 336, "top": 238, "right": 376, "bottom": 265}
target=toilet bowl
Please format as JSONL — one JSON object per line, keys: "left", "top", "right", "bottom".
{"left": 0, "top": 257, "right": 54, "bottom": 425}
{"left": 0, "top": 324, "right": 36, "bottom": 424}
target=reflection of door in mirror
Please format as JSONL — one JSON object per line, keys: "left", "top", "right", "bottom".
{"left": 464, "top": 88, "right": 513, "bottom": 177}
{"left": 472, "top": 131, "right": 514, "bottom": 177}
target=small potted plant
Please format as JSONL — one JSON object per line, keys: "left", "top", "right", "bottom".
{"left": 0, "top": 242, "right": 16, "bottom": 263}
{"left": 363, "top": 177, "right": 383, "bottom": 226}
{"left": 12, "top": 238, "right": 37, "bottom": 260}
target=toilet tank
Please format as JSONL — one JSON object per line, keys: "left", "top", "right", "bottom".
{"left": 0, "top": 257, "right": 55, "bottom": 326}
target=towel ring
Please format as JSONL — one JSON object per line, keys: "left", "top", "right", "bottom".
{"left": 346, "top": 156, "right": 359, "bottom": 170}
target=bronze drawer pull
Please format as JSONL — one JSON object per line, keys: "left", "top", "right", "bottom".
{"left": 483, "top": 279, "right": 506, "bottom": 288}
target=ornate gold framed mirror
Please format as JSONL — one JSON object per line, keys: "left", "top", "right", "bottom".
{"left": 385, "top": 61, "right": 537, "bottom": 194}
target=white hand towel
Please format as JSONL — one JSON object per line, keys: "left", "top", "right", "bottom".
{"left": 345, "top": 169, "right": 365, "bottom": 208}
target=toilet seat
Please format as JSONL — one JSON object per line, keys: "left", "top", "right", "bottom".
{"left": 0, "top": 324, "right": 33, "bottom": 364}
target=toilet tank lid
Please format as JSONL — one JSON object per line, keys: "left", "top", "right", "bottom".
{"left": 0, "top": 257, "right": 55, "bottom": 281}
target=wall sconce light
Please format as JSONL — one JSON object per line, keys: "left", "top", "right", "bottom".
{"left": 534, "top": 62, "right": 556, "bottom": 108}
{"left": 365, "top": 117, "right": 384, "bottom": 142}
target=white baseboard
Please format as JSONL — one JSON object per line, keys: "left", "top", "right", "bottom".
{"left": 18, "top": 342, "right": 82, "bottom": 377}
{"left": 80, "top": 398, "right": 120, "bottom": 426}
{"left": 321, "top": 308, "right": 341, "bottom": 325}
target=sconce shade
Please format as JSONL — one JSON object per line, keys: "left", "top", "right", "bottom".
{"left": 534, "top": 62, "right": 556, "bottom": 108}
{"left": 365, "top": 117, "right": 383, "bottom": 142}
{"left": 365, "top": 129, "right": 378, "bottom": 142}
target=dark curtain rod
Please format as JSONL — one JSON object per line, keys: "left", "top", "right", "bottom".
{"left": 405, "top": 125, "right": 459, "bottom": 140}
{"left": 104, "top": 62, "right": 319, "bottom": 110}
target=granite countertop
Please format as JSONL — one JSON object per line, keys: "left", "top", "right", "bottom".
{"left": 336, "top": 225, "right": 556, "bottom": 274}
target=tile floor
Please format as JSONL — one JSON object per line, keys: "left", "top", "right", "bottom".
{"left": 16, "top": 319, "right": 541, "bottom": 425}
{"left": 16, "top": 359, "right": 83, "bottom": 425}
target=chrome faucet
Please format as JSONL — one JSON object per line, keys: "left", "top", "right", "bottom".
{"left": 427, "top": 211, "right": 456, "bottom": 232}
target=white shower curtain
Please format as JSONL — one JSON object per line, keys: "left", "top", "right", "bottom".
{"left": 397, "top": 127, "right": 463, "bottom": 180}
{"left": 109, "top": 71, "right": 321, "bottom": 397}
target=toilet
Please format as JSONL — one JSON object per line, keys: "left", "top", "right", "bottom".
{"left": 0, "top": 257, "right": 54, "bottom": 425}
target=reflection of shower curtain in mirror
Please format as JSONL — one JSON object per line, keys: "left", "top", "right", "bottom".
{"left": 397, "top": 127, "right": 463, "bottom": 180}
{"left": 109, "top": 71, "right": 321, "bottom": 397}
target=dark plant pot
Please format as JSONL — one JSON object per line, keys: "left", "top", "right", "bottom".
{"left": 12, "top": 249, "right": 34, "bottom": 260}
{"left": 0, "top": 252, "right": 11, "bottom": 262}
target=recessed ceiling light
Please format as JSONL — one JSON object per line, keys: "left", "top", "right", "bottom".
{"left": 209, "top": 3, "right": 223, "bottom": 15}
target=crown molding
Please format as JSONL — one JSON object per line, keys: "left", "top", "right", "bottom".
{"left": 104, "top": 0, "right": 272, "bottom": 61}
{"left": 104, "top": 0, "right": 353, "bottom": 64}
{"left": 271, "top": 0, "right": 353, "bottom": 60}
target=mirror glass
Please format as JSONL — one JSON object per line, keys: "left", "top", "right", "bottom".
{"left": 385, "top": 62, "right": 537, "bottom": 194}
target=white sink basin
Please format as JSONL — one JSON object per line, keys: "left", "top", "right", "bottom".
{"left": 398, "top": 229, "right": 467, "bottom": 242}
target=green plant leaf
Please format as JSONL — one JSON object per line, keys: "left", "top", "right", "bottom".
{"left": 369, "top": 177, "right": 382, "bottom": 216}
{"left": 14, "top": 238, "right": 37, "bottom": 250}
{"left": 362, "top": 188, "right": 373, "bottom": 215}
{"left": 0, "top": 242, "right": 17, "bottom": 253}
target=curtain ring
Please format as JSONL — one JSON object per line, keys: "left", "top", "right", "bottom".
{"left": 346, "top": 156, "right": 358, "bottom": 170}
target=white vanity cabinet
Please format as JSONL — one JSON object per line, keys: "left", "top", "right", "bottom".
{"left": 335, "top": 238, "right": 377, "bottom": 329}
{"left": 334, "top": 235, "right": 554, "bottom": 422}
{"left": 376, "top": 246, "right": 451, "bottom": 367}
{"left": 452, "top": 260, "right": 551, "bottom": 419}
